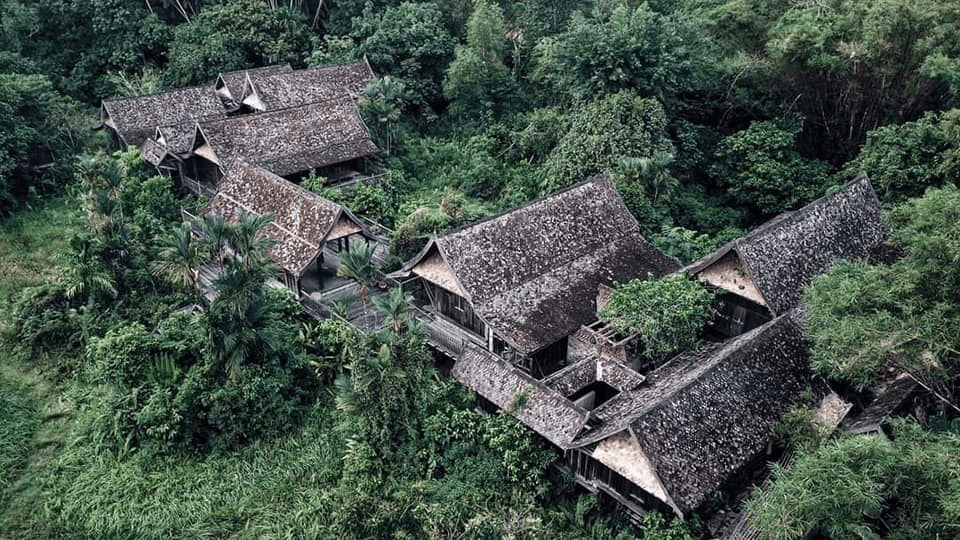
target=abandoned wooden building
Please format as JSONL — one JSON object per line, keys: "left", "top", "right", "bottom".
{"left": 455, "top": 309, "right": 813, "bottom": 519}
{"left": 101, "top": 61, "right": 378, "bottom": 195}
{"left": 200, "top": 163, "right": 376, "bottom": 298}
{"left": 442, "top": 176, "right": 890, "bottom": 521}
{"left": 391, "top": 174, "right": 680, "bottom": 378}
{"left": 185, "top": 96, "right": 378, "bottom": 191}
{"left": 686, "top": 174, "right": 886, "bottom": 340}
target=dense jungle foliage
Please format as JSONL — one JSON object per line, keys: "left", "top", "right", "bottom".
{"left": 1, "top": 0, "right": 960, "bottom": 538}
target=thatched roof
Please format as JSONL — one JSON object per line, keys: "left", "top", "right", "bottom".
{"left": 453, "top": 344, "right": 589, "bottom": 448}
{"left": 216, "top": 64, "right": 293, "bottom": 101}
{"left": 241, "top": 59, "right": 374, "bottom": 111}
{"left": 686, "top": 175, "right": 885, "bottom": 315}
{"left": 101, "top": 85, "right": 226, "bottom": 149}
{"left": 627, "top": 310, "right": 811, "bottom": 514}
{"left": 202, "top": 163, "right": 372, "bottom": 276}
{"left": 400, "top": 175, "right": 680, "bottom": 355}
{"left": 193, "top": 97, "right": 379, "bottom": 177}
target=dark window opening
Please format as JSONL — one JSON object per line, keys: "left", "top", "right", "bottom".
{"left": 532, "top": 339, "right": 568, "bottom": 379}
{"left": 569, "top": 381, "right": 619, "bottom": 410}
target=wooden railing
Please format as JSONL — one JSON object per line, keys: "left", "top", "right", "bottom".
{"left": 426, "top": 320, "right": 467, "bottom": 357}
{"left": 181, "top": 175, "right": 216, "bottom": 198}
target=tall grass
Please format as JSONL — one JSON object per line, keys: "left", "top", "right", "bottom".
{"left": 0, "top": 372, "right": 38, "bottom": 493}
{"left": 0, "top": 195, "right": 84, "bottom": 313}
{"left": 1, "top": 399, "right": 347, "bottom": 540}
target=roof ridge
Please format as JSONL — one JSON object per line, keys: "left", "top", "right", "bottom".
{"left": 437, "top": 174, "right": 617, "bottom": 238}
{"left": 198, "top": 95, "right": 356, "bottom": 128}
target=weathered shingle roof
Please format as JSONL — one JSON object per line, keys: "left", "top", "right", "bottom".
{"left": 102, "top": 86, "right": 226, "bottom": 148}
{"left": 241, "top": 59, "right": 374, "bottom": 111}
{"left": 456, "top": 313, "right": 812, "bottom": 515}
{"left": 194, "top": 97, "right": 379, "bottom": 177}
{"left": 629, "top": 310, "right": 811, "bottom": 514}
{"left": 216, "top": 64, "right": 293, "bottom": 101}
{"left": 402, "top": 175, "right": 680, "bottom": 354}
{"left": 686, "top": 175, "right": 885, "bottom": 315}
{"left": 202, "top": 163, "right": 371, "bottom": 276}
{"left": 453, "top": 344, "right": 589, "bottom": 448}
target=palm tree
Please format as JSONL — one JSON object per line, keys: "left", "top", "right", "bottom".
{"left": 228, "top": 212, "right": 277, "bottom": 271}
{"left": 337, "top": 240, "right": 379, "bottom": 323}
{"left": 205, "top": 213, "right": 283, "bottom": 375}
{"left": 151, "top": 223, "right": 208, "bottom": 291}
{"left": 360, "top": 76, "right": 407, "bottom": 154}
{"left": 372, "top": 286, "right": 411, "bottom": 334}
{"left": 200, "top": 214, "right": 231, "bottom": 270}
{"left": 617, "top": 152, "right": 678, "bottom": 205}
{"left": 59, "top": 234, "right": 117, "bottom": 344}
{"left": 76, "top": 154, "right": 128, "bottom": 242}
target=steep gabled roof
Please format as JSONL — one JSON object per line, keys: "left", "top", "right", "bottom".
{"left": 686, "top": 175, "right": 885, "bottom": 315}
{"left": 193, "top": 97, "right": 379, "bottom": 177}
{"left": 240, "top": 59, "right": 374, "bottom": 111}
{"left": 202, "top": 163, "right": 372, "bottom": 276}
{"left": 216, "top": 64, "right": 293, "bottom": 101}
{"left": 154, "top": 123, "right": 198, "bottom": 156}
{"left": 401, "top": 175, "right": 680, "bottom": 354}
{"left": 139, "top": 138, "right": 169, "bottom": 167}
{"left": 628, "top": 310, "right": 811, "bottom": 514}
{"left": 453, "top": 344, "right": 589, "bottom": 448}
{"left": 101, "top": 85, "right": 226, "bottom": 149}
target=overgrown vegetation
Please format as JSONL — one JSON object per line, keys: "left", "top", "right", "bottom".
{"left": 3, "top": 0, "right": 960, "bottom": 537}
{"left": 600, "top": 274, "right": 715, "bottom": 359}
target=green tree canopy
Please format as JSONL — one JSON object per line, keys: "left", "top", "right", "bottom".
{"left": 711, "top": 115, "right": 833, "bottom": 217}
{"left": 0, "top": 74, "right": 90, "bottom": 214}
{"left": 349, "top": 2, "right": 455, "bottom": 108}
{"left": 532, "top": 3, "right": 713, "bottom": 104}
{"left": 803, "top": 184, "right": 960, "bottom": 390}
{"left": 842, "top": 109, "right": 960, "bottom": 203}
{"left": 746, "top": 420, "right": 960, "bottom": 540}
{"left": 166, "top": 0, "right": 315, "bottom": 87}
{"left": 718, "top": 0, "right": 960, "bottom": 162}
{"left": 599, "top": 274, "right": 714, "bottom": 360}
{"left": 443, "top": 0, "right": 519, "bottom": 120}
{"left": 543, "top": 90, "right": 673, "bottom": 193}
